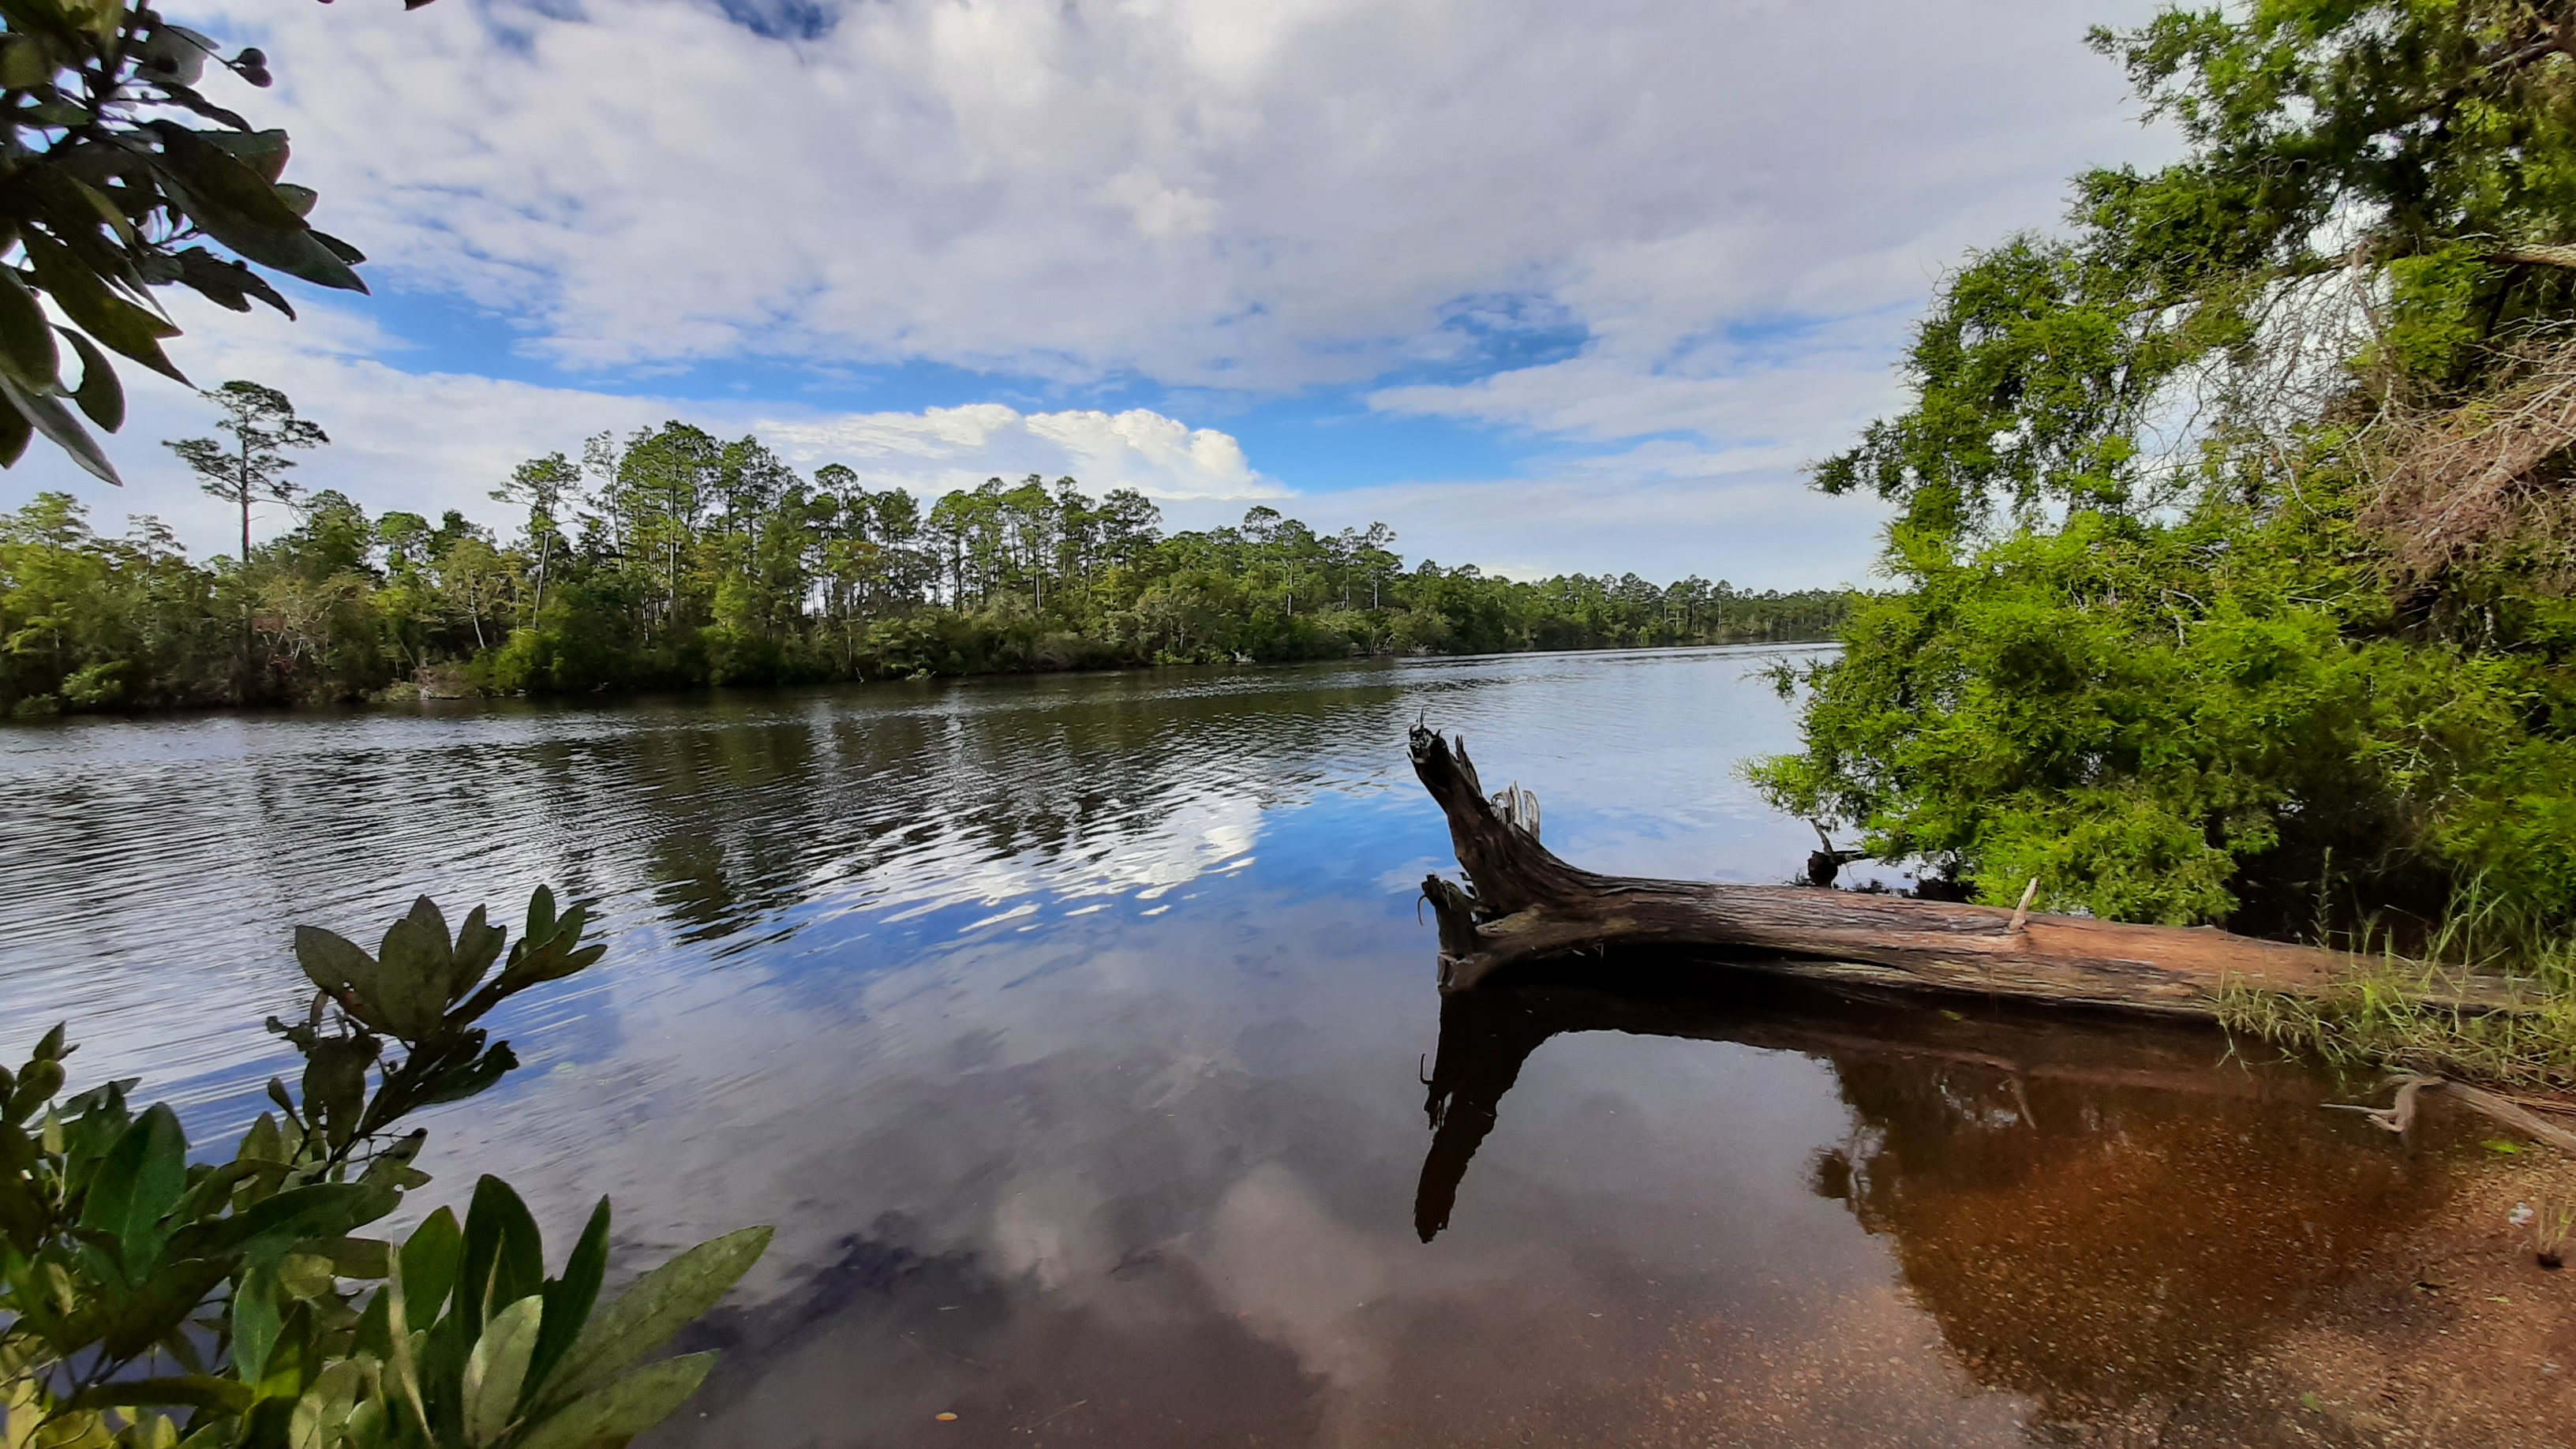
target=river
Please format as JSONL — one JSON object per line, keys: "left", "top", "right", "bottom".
{"left": 0, "top": 646, "right": 2499, "bottom": 1446}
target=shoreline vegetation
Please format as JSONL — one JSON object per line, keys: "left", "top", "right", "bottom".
{"left": 0, "top": 429, "right": 1853, "bottom": 717}
{"left": 1742, "top": 2, "right": 2576, "bottom": 1095}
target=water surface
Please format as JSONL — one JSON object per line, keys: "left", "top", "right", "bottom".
{"left": 0, "top": 648, "right": 2475, "bottom": 1446}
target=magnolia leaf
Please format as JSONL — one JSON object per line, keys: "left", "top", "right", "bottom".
{"left": 0, "top": 393, "right": 28, "bottom": 469}
{"left": 303, "top": 1234, "right": 393, "bottom": 1280}
{"left": 293, "top": 926, "right": 379, "bottom": 1001}
{"left": 536, "top": 1226, "right": 771, "bottom": 1410}
{"left": 451, "top": 905, "right": 507, "bottom": 1002}
{"left": 0, "top": 369, "right": 117, "bottom": 483}
{"left": 64, "top": 1377, "right": 253, "bottom": 1415}
{"left": 174, "top": 247, "right": 294, "bottom": 318}
{"left": 79, "top": 1102, "right": 185, "bottom": 1279}
{"left": 515, "top": 1353, "right": 717, "bottom": 1449}
{"left": 525, "top": 1197, "right": 609, "bottom": 1405}
{"left": 21, "top": 229, "right": 185, "bottom": 383}
{"left": 459, "top": 1175, "right": 544, "bottom": 1335}
{"left": 462, "top": 1294, "right": 544, "bottom": 1446}
{"left": 0, "top": 268, "right": 60, "bottom": 391}
{"left": 145, "top": 126, "right": 366, "bottom": 294}
{"left": 61, "top": 329, "right": 122, "bottom": 432}
{"left": 163, "top": 1182, "right": 375, "bottom": 1263}
{"left": 96, "top": 1256, "right": 226, "bottom": 1360}
{"left": 286, "top": 1361, "right": 368, "bottom": 1449}
{"left": 386, "top": 1206, "right": 465, "bottom": 1337}
{"left": 276, "top": 1250, "right": 338, "bottom": 1301}
{"left": 0, "top": 36, "right": 49, "bottom": 88}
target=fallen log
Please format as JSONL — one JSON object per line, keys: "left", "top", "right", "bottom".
{"left": 1409, "top": 725, "right": 2518, "bottom": 1016}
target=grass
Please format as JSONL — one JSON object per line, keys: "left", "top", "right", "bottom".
{"left": 2215, "top": 881, "right": 2576, "bottom": 1094}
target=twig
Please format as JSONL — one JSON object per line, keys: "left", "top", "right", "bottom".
{"left": 2334, "top": 1073, "right": 2576, "bottom": 1153}
{"left": 1017, "top": 1400, "right": 1087, "bottom": 1433}
{"left": 2007, "top": 877, "right": 2039, "bottom": 935}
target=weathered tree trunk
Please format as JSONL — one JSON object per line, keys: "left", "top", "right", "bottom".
{"left": 1410, "top": 726, "right": 2513, "bottom": 1015}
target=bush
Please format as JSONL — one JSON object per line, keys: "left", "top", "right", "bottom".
{"left": 0, "top": 889, "right": 768, "bottom": 1448}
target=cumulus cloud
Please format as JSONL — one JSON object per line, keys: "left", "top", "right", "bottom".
{"left": 174, "top": 0, "right": 2166, "bottom": 389}
{"left": 12, "top": 300, "right": 1279, "bottom": 558}
{"left": 1320, "top": 462, "right": 1893, "bottom": 593}
{"left": 0, "top": 0, "right": 2176, "bottom": 576}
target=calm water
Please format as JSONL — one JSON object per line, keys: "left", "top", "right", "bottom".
{"left": 0, "top": 647, "right": 2475, "bottom": 1446}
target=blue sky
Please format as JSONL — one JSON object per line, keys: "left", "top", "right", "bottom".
{"left": 7, "top": 0, "right": 2170, "bottom": 586}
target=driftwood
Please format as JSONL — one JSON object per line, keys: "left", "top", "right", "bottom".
{"left": 1409, "top": 725, "right": 2518, "bottom": 1017}
{"left": 2336, "top": 1073, "right": 2576, "bottom": 1153}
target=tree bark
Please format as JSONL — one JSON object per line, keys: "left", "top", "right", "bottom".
{"left": 1408, "top": 725, "right": 2517, "bottom": 1015}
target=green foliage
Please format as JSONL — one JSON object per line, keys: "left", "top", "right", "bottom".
{"left": 1, "top": 425, "right": 1856, "bottom": 711}
{"left": 0, "top": 888, "right": 769, "bottom": 1448}
{"left": 1756, "top": 1, "right": 2576, "bottom": 955}
{"left": 0, "top": 0, "right": 419, "bottom": 484}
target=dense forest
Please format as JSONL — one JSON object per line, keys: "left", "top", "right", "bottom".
{"left": 0, "top": 415, "right": 1851, "bottom": 714}
{"left": 1753, "top": 0, "right": 2576, "bottom": 966}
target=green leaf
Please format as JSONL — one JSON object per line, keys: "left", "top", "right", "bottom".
{"left": 0, "top": 366, "right": 118, "bottom": 484}
{"left": 301, "top": 1234, "right": 392, "bottom": 1281}
{"left": 396, "top": 1206, "right": 466, "bottom": 1328}
{"left": 526, "top": 1198, "right": 608, "bottom": 1405}
{"left": 414, "top": 1044, "right": 517, "bottom": 1110}
{"left": 451, "top": 906, "right": 507, "bottom": 1003}
{"left": 459, "top": 1175, "right": 544, "bottom": 1337}
{"left": 302, "top": 1033, "right": 377, "bottom": 1151}
{"left": 21, "top": 228, "right": 185, "bottom": 384}
{"left": 197, "top": 127, "right": 290, "bottom": 183}
{"left": 287, "top": 1361, "right": 368, "bottom": 1449}
{"left": 63, "top": 1376, "right": 255, "bottom": 1415}
{"left": 0, "top": 390, "right": 29, "bottom": 468}
{"left": 276, "top": 1249, "right": 338, "bottom": 1301}
{"left": 238, "top": 1111, "right": 285, "bottom": 1166}
{"left": 146, "top": 124, "right": 366, "bottom": 294}
{"left": 515, "top": 1353, "right": 717, "bottom": 1449}
{"left": 375, "top": 899, "right": 459, "bottom": 1039}
{"left": 462, "top": 1294, "right": 543, "bottom": 1445}
{"left": 97, "top": 1257, "right": 226, "bottom": 1359}
{"left": 79, "top": 1102, "right": 185, "bottom": 1279}
{"left": 233, "top": 1247, "right": 284, "bottom": 1385}
{"left": 162, "top": 1182, "right": 376, "bottom": 1264}
{"left": 8, "top": 1054, "right": 64, "bottom": 1121}
{"left": 0, "top": 268, "right": 60, "bottom": 391}
{"left": 61, "top": 330, "right": 119, "bottom": 431}
{"left": 535, "top": 1226, "right": 771, "bottom": 1411}
{"left": 0, "top": 35, "right": 51, "bottom": 88}
{"left": 294, "top": 926, "right": 380, "bottom": 1000}
{"left": 174, "top": 246, "right": 294, "bottom": 318}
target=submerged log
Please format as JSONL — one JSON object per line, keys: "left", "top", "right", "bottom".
{"left": 1409, "top": 725, "right": 2514, "bottom": 1016}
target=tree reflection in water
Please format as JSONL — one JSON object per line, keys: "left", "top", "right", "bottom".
{"left": 1414, "top": 961, "right": 2461, "bottom": 1419}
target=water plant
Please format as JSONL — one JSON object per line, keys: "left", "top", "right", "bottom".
{"left": 0, "top": 888, "right": 769, "bottom": 1447}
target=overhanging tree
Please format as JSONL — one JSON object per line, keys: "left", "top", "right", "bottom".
{"left": 0, "top": 0, "right": 416, "bottom": 484}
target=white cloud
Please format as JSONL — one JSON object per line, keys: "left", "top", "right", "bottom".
{"left": 0, "top": 300, "right": 1279, "bottom": 558}
{"left": 1318, "top": 462, "right": 1893, "bottom": 592}
{"left": 0, "top": 0, "right": 2178, "bottom": 578}
{"left": 167, "top": 0, "right": 2170, "bottom": 388}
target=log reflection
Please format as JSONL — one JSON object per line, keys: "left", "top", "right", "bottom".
{"left": 1415, "top": 960, "right": 2462, "bottom": 1415}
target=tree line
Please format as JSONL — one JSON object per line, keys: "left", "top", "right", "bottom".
{"left": 0, "top": 392, "right": 1852, "bottom": 713}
